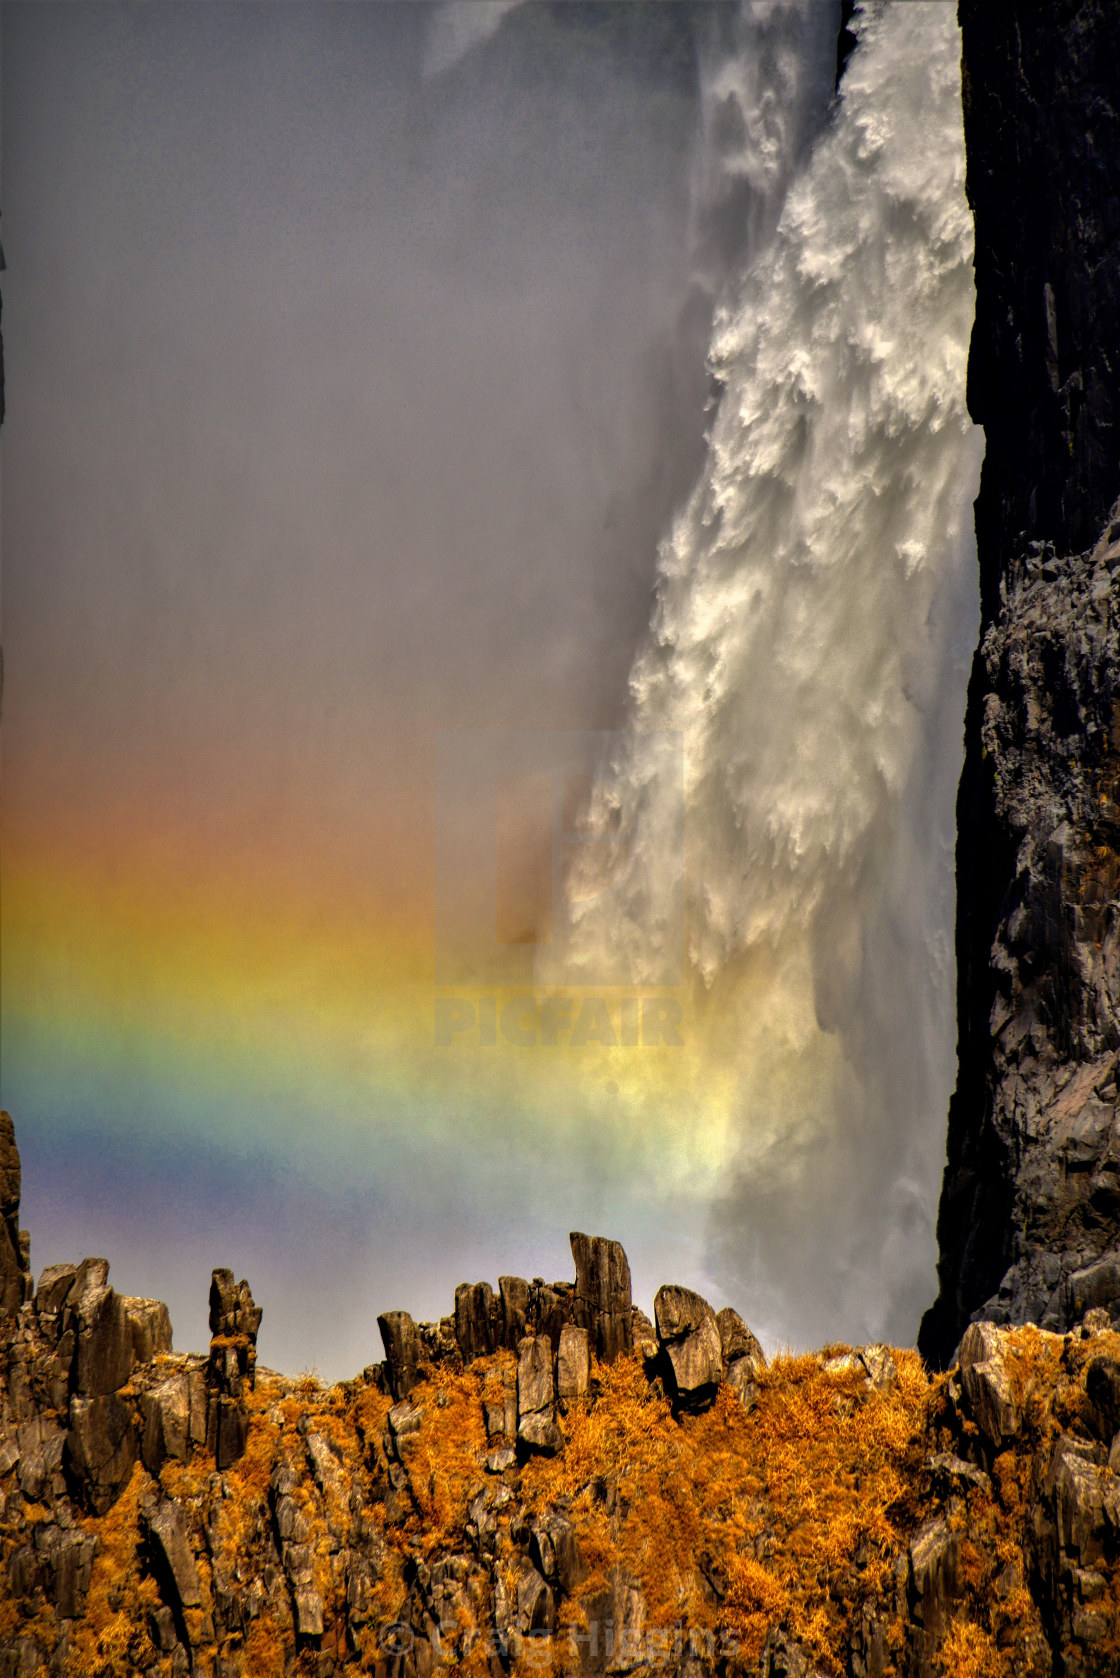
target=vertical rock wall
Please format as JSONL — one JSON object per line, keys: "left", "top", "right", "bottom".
{"left": 921, "top": 2, "right": 1120, "bottom": 1365}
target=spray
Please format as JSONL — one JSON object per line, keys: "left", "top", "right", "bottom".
{"left": 547, "top": 3, "right": 982, "bottom": 1348}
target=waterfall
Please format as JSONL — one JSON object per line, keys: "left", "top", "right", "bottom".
{"left": 542, "top": 2, "right": 982, "bottom": 1348}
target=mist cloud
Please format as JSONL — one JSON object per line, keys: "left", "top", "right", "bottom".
{"left": 552, "top": 2, "right": 981, "bottom": 1350}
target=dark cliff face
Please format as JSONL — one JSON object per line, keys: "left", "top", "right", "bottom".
{"left": 921, "top": 3, "right": 1120, "bottom": 1367}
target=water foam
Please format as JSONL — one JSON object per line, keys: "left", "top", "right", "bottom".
{"left": 544, "top": 2, "right": 982, "bottom": 1347}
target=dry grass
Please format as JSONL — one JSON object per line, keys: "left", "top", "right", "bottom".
{"left": 3, "top": 1321, "right": 1117, "bottom": 1677}
{"left": 936, "top": 1618, "right": 1006, "bottom": 1677}
{"left": 67, "top": 1466, "right": 161, "bottom": 1677}
{"left": 516, "top": 1346, "right": 931, "bottom": 1674}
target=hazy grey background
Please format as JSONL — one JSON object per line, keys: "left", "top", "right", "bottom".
{"left": 3, "top": 2, "right": 979, "bottom": 1374}
{"left": 5, "top": 2, "right": 846, "bottom": 1374}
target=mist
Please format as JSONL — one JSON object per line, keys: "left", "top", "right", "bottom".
{"left": 550, "top": 1, "right": 982, "bottom": 1350}
{"left": 1, "top": 1, "right": 981, "bottom": 1375}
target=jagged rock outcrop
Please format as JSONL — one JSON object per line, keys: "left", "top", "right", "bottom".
{"left": 922, "top": 2, "right": 1120, "bottom": 1365}
{"left": 376, "top": 1233, "right": 634, "bottom": 1409}
{"left": 570, "top": 1231, "right": 633, "bottom": 1363}
{"left": 206, "top": 1268, "right": 262, "bottom": 1471}
{"left": 3, "top": 1113, "right": 1120, "bottom": 1676}
{"left": 655, "top": 1284, "right": 724, "bottom": 1408}
{"left": 0, "top": 1112, "right": 32, "bottom": 1320}
{"left": 0, "top": 1116, "right": 266, "bottom": 1542}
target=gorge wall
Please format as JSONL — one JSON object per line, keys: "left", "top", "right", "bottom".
{"left": 920, "top": 0, "right": 1120, "bottom": 1365}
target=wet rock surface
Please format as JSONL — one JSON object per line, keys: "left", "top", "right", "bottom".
{"left": 923, "top": 0, "right": 1120, "bottom": 1364}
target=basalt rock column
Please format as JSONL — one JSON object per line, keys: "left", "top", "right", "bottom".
{"left": 569, "top": 1232, "right": 632, "bottom": 1363}
{"left": 0, "top": 1111, "right": 32, "bottom": 1318}
{"left": 921, "top": 2, "right": 1120, "bottom": 1364}
{"left": 206, "top": 1267, "right": 262, "bottom": 1469}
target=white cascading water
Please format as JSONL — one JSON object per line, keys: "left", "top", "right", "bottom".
{"left": 546, "top": 2, "right": 983, "bottom": 1348}
{"left": 685, "top": 0, "right": 839, "bottom": 292}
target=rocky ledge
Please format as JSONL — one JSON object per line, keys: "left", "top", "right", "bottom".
{"left": 3, "top": 1113, "right": 1120, "bottom": 1678}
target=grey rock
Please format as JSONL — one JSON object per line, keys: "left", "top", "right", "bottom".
{"left": 653, "top": 1283, "right": 712, "bottom": 1342}
{"left": 631, "top": 1307, "right": 658, "bottom": 1363}
{"left": 209, "top": 1269, "right": 262, "bottom": 1342}
{"left": 570, "top": 1232, "right": 632, "bottom": 1363}
{"left": 516, "top": 1334, "right": 554, "bottom": 1425}
{"left": 149, "top": 1608, "right": 178, "bottom": 1656}
{"left": 761, "top": 1628, "right": 830, "bottom": 1678}
{"left": 73, "top": 1282, "right": 134, "bottom": 1398}
{"left": 556, "top": 1324, "right": 590, "bottom": 1405}
{"left": 716, "top": 1306, "right": 766, "bottom": 1372}
{"left": 454, "top": 1281, "right": 496, "bottom": 1362}
{"left": 15, "top": 1416, "right": 65, "bottom": 1502}
{"left": 530, "top": 1510, "right": 583, "bottom": 1593}
{"left": 122, "top": 1296, "right": 173, "bottom": 1364}
{"left": 293, "top": 1585, "right": 324, "bottom": 1637}
{"left": 515, "top": 1564, "right": 554, "bottom": 1633}
{"left": 1085, "top": 1355, "right": 1120, "bottom": 1439}
{"left": 144, "top": 1498, "right": 202, "bottom": 1613}
{"left": 1073, "top": 1566, "right": 1107, "bottom": 1602}
{"left": 517, "top": 1413, "right": 563, "bottom": 1457}
{"left": 654, "top": 1285, "right": 723, "bottom": 1406}
{"left": 140, "top": 1373, "right": 193, "bottom": 1472}
{"left": 922, "top": 0, "right": 1120, "bottom": 1364}
{"left": 48, "top": 1528, "right": 99, "bottom": 1619}
{"left": 35, "top": 1264, "right": 78, "bottom": 1319}
{"left": 388, "top": 1401, "right": 424, "bottom": 1442}
{"left": 1068, "top": 1256, "right": 1120, "bottom": 1322}
{"left": 501, "top": 1366, "right": 519, "bottom": 1440}
{"left": 416, "top": 1315, "right": 458, "bottom": 1366}
{"left": 346, "top": 1556, "right": 375, "bottom": 1625}
{"left": 0, "top": 1112, "right": 30, "bottom": 1320}
{"left": 483, "top": 1401, "right": 507, "bottom": 1440}
{"left": 304, "top": 1431, "right": 346, "bottom": 1503}
{"left": 725, "top": 1357, "right": 760, "bottom": 1411}
{"left": 925, "top": 1453, "right": 992, "bottom": 1497}
{"left": 958, "top": 1321, "right": 1020, "bottom": 1448}
{"left": 498, "top": 1276, "right": 530, "bottom": 1349}
{"left": 1049, "top": 1435, "right": 1108, "bottom": 1564}
{"left": 533, "top": 1281, "right": 575, "bottom": 1350}
{"left": 66, "top": 1393, "right": 138, "bottom": 1515}
{"left": 858, "top": 1344, "right": 898, "bottom": 1391}
{"left": 378, "top": 1310, "right": 425, "bottom": 1401}
{"left": 822, "top": 1352, "right": 865, "bottom": 1379}
{"left": 908, "top": 1516, "right": 961, "bottom": 1641}
{"left": 208, "top": 1338, "right": 248, "bottom": 1399}
{"left": 205, "top": 1273, "right": 258, "bottom": 1471}
{"left": 273, "top": 1493, "right": 310, "bottom": 1544}
{"left": 72, "top": 1256, "right": 110, "bottom": 1296}
{"left": 849, "top": 1606, "right": 889, "bottom": 1678}
{"left": 203, "top": 1386, "right": 249, "bottom": 1470}
{"left": 0, "top": 1637, "right": 48, "bottom": 1678}
{"left": 606, "top": 1573, "right": 648, "bottom": 1675}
